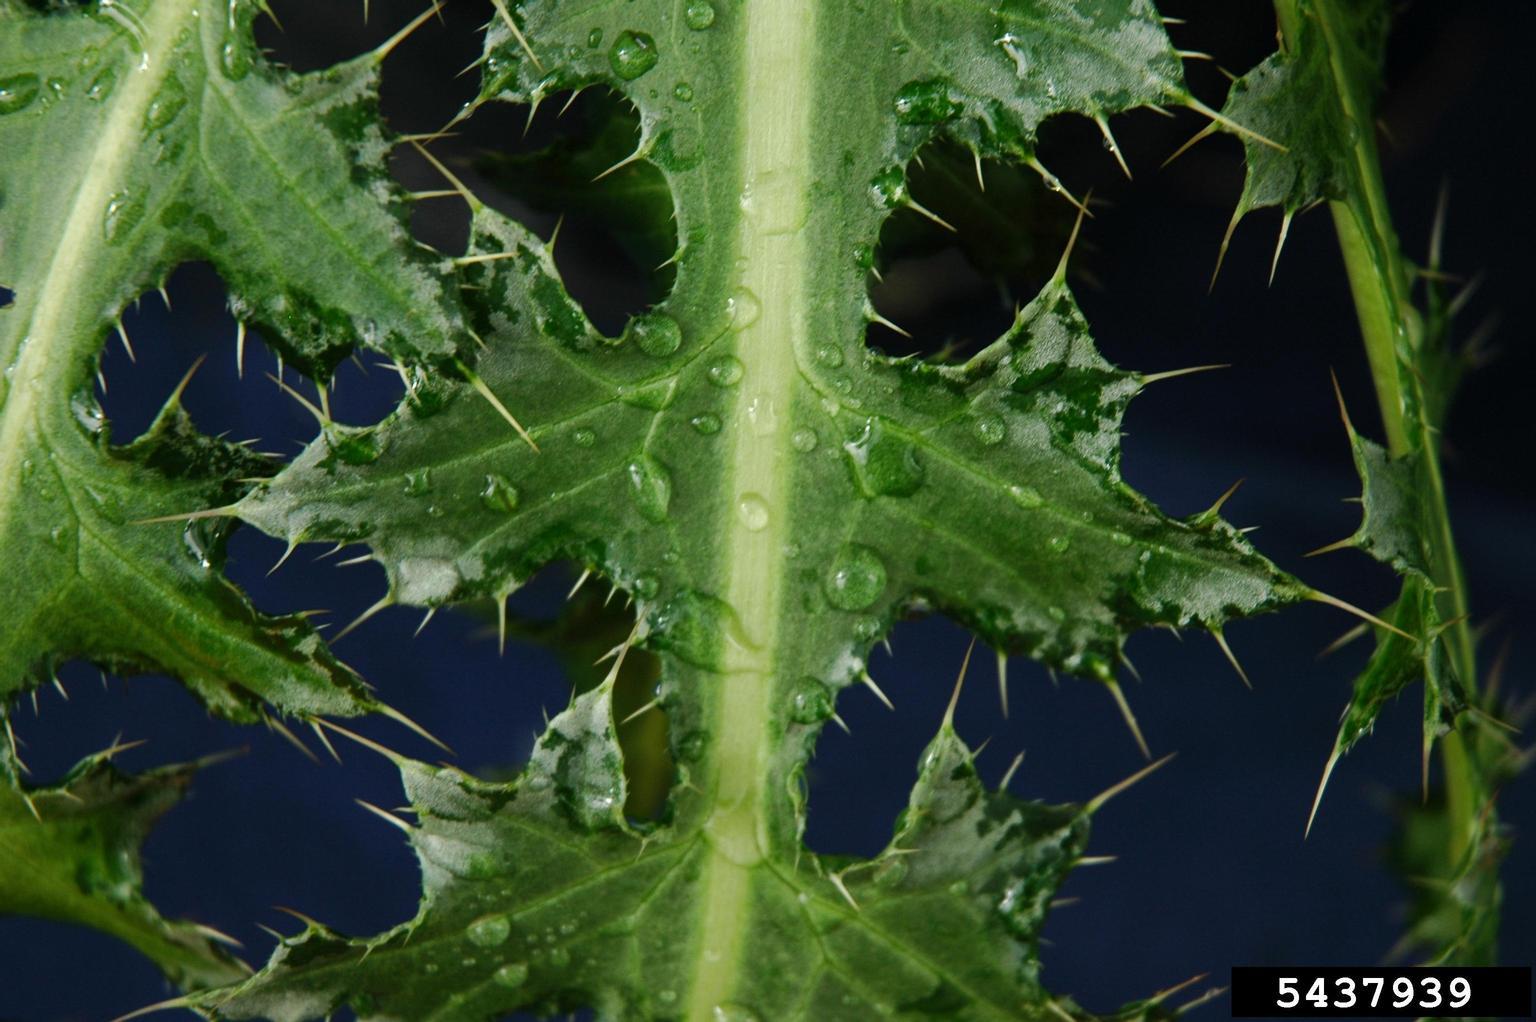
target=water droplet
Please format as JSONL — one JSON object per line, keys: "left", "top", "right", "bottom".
{"left": 684, "top": 0, "right": 716, "bottom": 29}
{"left": 548, "top": 946, "right": 571, "bottom": 967}
{"left": 745, "top": 394, "right": 778, "bottom": 436}
{"left": 1047, "top": 605, "right": 1067, "bottom": 622}
{"left": 651, "top": 590, "right": 754, "bottom": 671}
{"left": 618, "top": 380, "right": 674, "bottom": 410}
{"left": 893, "top": 78, "right": 960, "bottom": 125}
{"left": 86, "top": 65, "right": 117, "bottom": 102}
{"left": 70, "top": 391, "right": 104, "bottom": 434}
{"left": 625, "top": 454, "right": 672, "bottom": 523}
{"left": 843, "top": 418, "right": 924, "bottom": 498}
{"left": 1047, "top": 535, "right": 1070, "bottom": 554}
{"left": 1111, "top": 530, "right": 1133, "bottom": 546}
{"left": 632, "top": 574, "right": 660, "bottom": 599}
{"left": 814, "top": 344, "right": 844, "bottom": 368}
{"left": 869, "top": 167, "right": 908, "bottom": 208}
{"left": 403, "top": 469, "right": 432, "bottom": 496}
{"left": 707, "top": 355, "right": 744, "bottom": 387}
{"left": 853, "top": 244, "right": 874, "bottom": 270}
{"left": 49, "top": 525, "right": 66, "bottom": 547}
{"left": 627, "top": 311, "right": 682, "bottom": 357}
{"left": 493, "top": 961, "right": 529, "bottom": 988}
{"left": 609, "top": 30, "right": 658, "bottom": 80}
{"left": 143, "top": 75, "right": 187, "bottom": 132}
{"left": 712, "top": 1002, "right": 761, "bottom": 1022}
{"left": 788, "top": 677, "right": 834, "bottom": 724}
{"left": 572, "top": 427, "right": 597, "bottom": 448}
{"left": 1008, "top": 484, "right": 1043, "bottom": 509}
{"left": 972, "top": 414, "right": 1006, "bottom": 446}
{"left": 825, "top": 544, "right": 886, "bottom": 610}
{"left": 690, "top": 412, "right": 721, "bottom": 435}
{"left": 726, "top": 288, "right": 761, "bottom": 329}
{"left": 736, "top": 493, "right": 769, "bottom": 532}
{"left": 791, "top": 428, "right": 818, "bottom": 452}
{"left": 673, "top": 81, "right": 694, "bottom": 102}
{"left": 0, "top": 74, "right": 40, "bottom": 115}
{"left": 467, "top": 913, "right": 511, "bottom": 948}
{"left": 102, "top": 193, "right": 144, "bottom": 244}
{"left": 220, "top": 38, "right": 252, "bottom": 80}
{"left": 329, "top": 429, "right": 383, "bottom": 465}
{"left": 481, "top": 473, "right": 520, "bottom": 512}
{"left": 587, "top": 28, "right": 603, "bottom": 47}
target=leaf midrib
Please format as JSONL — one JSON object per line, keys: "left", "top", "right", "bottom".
{"left": 0, "top": 0, "right": 195, "bottom": 538}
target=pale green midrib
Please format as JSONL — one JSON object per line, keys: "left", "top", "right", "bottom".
{"left": 685, "top": 1, "right": 814, "bottom": 1019}
{"left": 0, "top": 0, "right": 196, "bottom": 539}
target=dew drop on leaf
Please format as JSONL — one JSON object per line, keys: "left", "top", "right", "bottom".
{"left": 466, "top": 913, "right": 511, "bottom": 948}
{"left": 814, "top": 343, "right": 844, "bottom": 368}
{"left": 481, "top": 474, "right": 520, "bottom": 513}
{"left": 972, "top": 414, "right": 1006, "bottom": 446}
{"left": 102, "top": 193, "right": 144, "bottom": 243}
{"left": 712, "top": 1002, "right": 762, "bottom": 1022}
{"left": 893, "top": 78, "right": 960, "bottom": 124}
{"left": 572, "top": 427, "right": 597, "bottom": 448}
{"left": 587, "top": 28, "right": 602, "bottom": 47}
{"left": 85, "top": 65, "right": 116, "bottom": 102}
{"left": 869, "top": 166, "right": 908, "bottom": 208}
{"left": 684, "top": 0, "right": 716, "bottom": 30}
{"left": 143, "top": 75, "right": 187, "bottom": 132}
{"left": 403, "top": 469, "right": 432, "bottom": 496}
{"left": 843, "top": 418, "right": 924, "bottom": 497}
{"left": 625, "top": 454, "right": 672, "bottom": 523}
{"left": 790, "top": 427, "right": 818, "bottom": 452}
{"left": 493, "top": 961, "right": 529, "bottom": 988}
{"left": 673, "top": 81, "right": 694, "bottom": 102}
{"left": 651, "top": 590, "right": 753, "bottom": 671}
{"left": 707, "top": 355, "right": 744, "bottom": 387}
{"left": 627, "top": 311, "right": 682, "bottom": 357}
{"left": 220, "top": 39, "right": 252, "bottom": 80}
{"left": 824, "top": 544, "right": 886, "bottom": 610}
{"left": 788, "top": 677, "right": 834, "bottom": 724}
{"left": 0, "top": 74, "right": 40, "bottom": 115}
{"left": 609, "top": 30, "right": 659, "bottom": 81}
{"left": 329, "top": 429, "right": 383, "bottom": 465}
{"left": 690, "top": 412, "right": 722, "bottom": 435}
{"left": 726, "top": 288, "right": 761, "bottom": 329}
{"left": 1008, "top": 483, "right": 1043, "bottom": 509}
{"left": 736, "top": 493, "right": 769, "bottom": 531}
{"left": 1047, "top": 535, "right": 1070, "bottom": 554}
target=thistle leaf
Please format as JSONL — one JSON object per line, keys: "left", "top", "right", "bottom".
{"left": 1221, "top": 0, "right": 1512, "bottom": 968}
{"left": 0, "top": 0, "right": 464, "bottom": 718}
{"left": 206, "top": 0, "right": 1303, "bottom": 1016}
{"left": 197, "top": 689, "right": 1182, "bottom": 1021}
{"left": 0, "top": 750, "right": 248, "bottom": 990}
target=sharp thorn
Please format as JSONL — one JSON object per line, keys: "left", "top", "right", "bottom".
{"left": 1088, "top": 752, "right": 1176, "bottom": 813}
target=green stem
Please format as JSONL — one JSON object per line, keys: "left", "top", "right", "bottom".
{"left": 1276, "top": 0, "right": 1485, "bottom": 950}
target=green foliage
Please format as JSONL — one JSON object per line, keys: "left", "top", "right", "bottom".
{"left": 0, "top": 748, "right": 247, "bottom": 990}
{"left": 1218, "top": 0, "right": 1518, "bottom": 966}
{"left": 0, "top": 0, "right": 1510, "bottom": 1017}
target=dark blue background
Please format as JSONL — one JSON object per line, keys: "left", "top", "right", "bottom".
{"left": 3, "top": 1, "right": 1533, "bottom": 1020}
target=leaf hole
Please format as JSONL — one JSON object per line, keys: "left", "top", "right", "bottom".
{"left": 468, "top": 87, "right": 679, "bottom": 337}
{"left": 865, "top": 141, "right": 1074, "bottom": 363}
{"left": 801, "top": 614, "right": 1065, "bottom": 859}
{"left": 94, "top": 265, "right": 403, "bottom": 454}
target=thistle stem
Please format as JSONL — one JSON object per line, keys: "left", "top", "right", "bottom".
{"left": 1276, "top": 0, "right": 1487, "bottom": 959}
